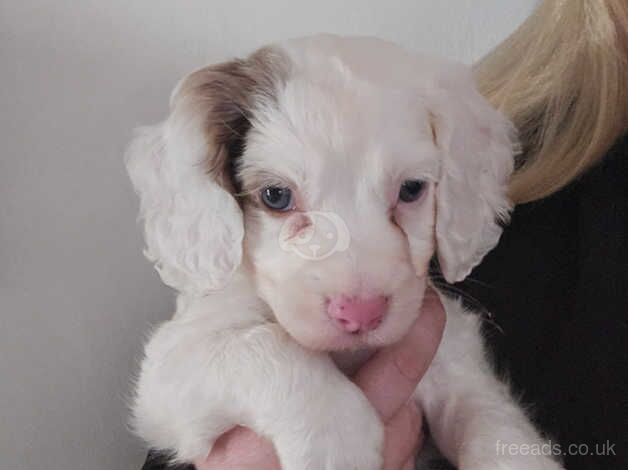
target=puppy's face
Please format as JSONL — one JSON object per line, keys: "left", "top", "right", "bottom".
{"left": 127, "top": 36, "right": 515, "bottom": 352}
{"left": 240, "top": 77, "right": 438, "bottom": 350}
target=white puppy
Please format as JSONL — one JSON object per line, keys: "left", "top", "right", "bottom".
{"left": 127, "top": 35, "right": 564, "bottom": 470}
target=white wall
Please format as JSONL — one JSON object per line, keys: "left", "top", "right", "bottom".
{"left": 0, "top": 1, "right": 536, "bottom": 469}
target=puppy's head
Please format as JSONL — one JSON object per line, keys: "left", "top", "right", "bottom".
{"left": 127, "top": 36, "right": 515, "bottom": 351}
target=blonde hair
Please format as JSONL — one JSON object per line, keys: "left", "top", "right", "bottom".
{"left": 475, "top": 0, "right": 628, "bottom": 203}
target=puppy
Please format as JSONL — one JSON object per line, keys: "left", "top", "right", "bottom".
{"left": 127, "top": 35, "right": 564, "bottom": 470}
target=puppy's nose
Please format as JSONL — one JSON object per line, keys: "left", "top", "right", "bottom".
{"left": 327, "top": 295, "right": 389, "bottom": 333}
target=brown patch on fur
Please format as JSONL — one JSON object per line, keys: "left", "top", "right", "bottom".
{"left": 171, "top": 46, "right": 290, "bottom": 192}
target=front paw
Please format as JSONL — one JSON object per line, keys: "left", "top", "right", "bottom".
{"left": 323, "top": 398, "right": 384, "bottom": 470}
{"left": 276, "top": 387, "right": 384, "bottom": 470}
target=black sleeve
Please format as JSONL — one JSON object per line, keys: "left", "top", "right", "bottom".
{"left": 457, "top": 135, "right": 628, "bottom": 470}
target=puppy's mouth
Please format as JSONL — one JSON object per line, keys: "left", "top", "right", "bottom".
{"left": 296, "top": 331, "right": 382, "bottom": 352}
{"left": 292, "top": 315, "right": 402, "bottom": 352}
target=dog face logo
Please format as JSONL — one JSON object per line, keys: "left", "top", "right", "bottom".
{"left": 278, "top": 211, "right": 350, "bottom": 260}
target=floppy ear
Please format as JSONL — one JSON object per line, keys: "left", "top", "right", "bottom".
{"left": 125, "top": 50, "right": 285, "bottom": 295}
{"left": 427, "top": 65, "right": 517, "bottom": 283}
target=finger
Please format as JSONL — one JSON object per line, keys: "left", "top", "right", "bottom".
{"left": 354, "top": 288, "right": 446, "bottom": 421}
{"left": 382, "top": 403, "right": 424, "bottom": 470}
{"left": 195, "top": 426, "right": 280, "bottom": 469}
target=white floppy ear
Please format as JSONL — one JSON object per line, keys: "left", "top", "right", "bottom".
{"left": 125, "top": 52, "right": 285, "bottom": 295}
{"left": 427, "top": 65, "right": 516, "bottom": 283}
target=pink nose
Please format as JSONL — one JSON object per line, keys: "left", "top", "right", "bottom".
{"left": 327, "top": 295, "right": 389, "bottom": 333}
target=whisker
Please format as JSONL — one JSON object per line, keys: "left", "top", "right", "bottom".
{"left": 430, "top": 279, "right": 505, "bottom": 335}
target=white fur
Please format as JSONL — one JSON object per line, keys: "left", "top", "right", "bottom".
{"left": 127, "top": 35, "right": 564, "bottom": 469}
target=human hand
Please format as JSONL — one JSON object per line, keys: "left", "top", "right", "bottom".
{"left": 195, "top": 288, "right": 446, "bottom": 470}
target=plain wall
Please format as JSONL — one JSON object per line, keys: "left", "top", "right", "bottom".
{"left": 0, "top": 1, "right": 536, "bottom": 468}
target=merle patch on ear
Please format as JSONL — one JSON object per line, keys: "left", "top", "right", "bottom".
{"left": 125, "top": 47, "right": 289, "bottom": 295}
{"left": 172, "top": 47, "right": 289, "bottom": 192}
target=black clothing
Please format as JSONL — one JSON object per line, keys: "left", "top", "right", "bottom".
{"left": 458, "top": 135, "right": 628, "bottom": 470}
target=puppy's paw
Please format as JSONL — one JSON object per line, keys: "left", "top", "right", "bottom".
{"left": 277, "top": 385, "right": 384, "bottom": 470}
{"left": 324, "top": 400, "right": 384, "bottom": 470}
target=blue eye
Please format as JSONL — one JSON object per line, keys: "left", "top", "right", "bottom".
{"left": 261, "top": 186, "right": 293, "bottom": 211}
{"left": 399, "top": 180, "right": 426, "bottom": 203}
